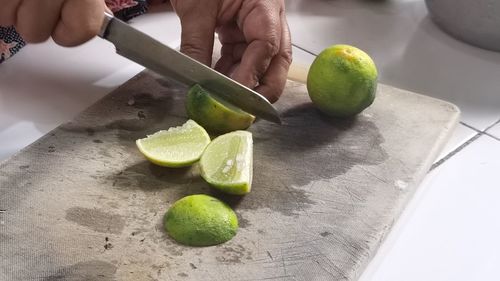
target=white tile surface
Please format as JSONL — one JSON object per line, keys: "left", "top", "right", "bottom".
{"left": 286, "top": 0, "right": 500, "bottom": 131}
{"left": 360, "top": 135, "right": 500, "bottom": 281}
{"left": 0, "top": 6, "right": 181, "bottom": 162}
{"left": 486, "top": 121, "right": 500, "bottom": 140}
{"left": 435, "top": 123, "right": 477, "bottom": 162}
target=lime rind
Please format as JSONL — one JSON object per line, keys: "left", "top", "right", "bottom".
{"left": 164, "top": 194, "right": 239, "bottom": 246}
{"left": 136, "top": 120, "right": 211, "bottom": 167}
{"left": 186, "top": 84, "right": 255, "bottom": 133}
{"left": 307, "top": 44, "right": 378, "bottom": 117}
{"left": 200, "top": 131, "right": 253, "bottom": 195}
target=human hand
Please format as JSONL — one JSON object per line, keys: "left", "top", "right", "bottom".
{"left": 0, "top": 0, "right": 106, "bottom": 46}
{"left": 170, "top": 0, "right": 293, "bottom": 103}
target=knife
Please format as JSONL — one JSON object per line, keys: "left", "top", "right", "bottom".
{"left": 98, "top": 12, "right": 281, "bottom": 124}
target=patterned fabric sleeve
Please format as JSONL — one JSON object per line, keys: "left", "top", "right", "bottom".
{"left": 0, "top": 0, "right": 161, "bottom": 64}
{"left": 0, "top": 26, "right": 26, "bottom": 64}
{"left": 106, "top": 0, "right": 149, "bottom": 22}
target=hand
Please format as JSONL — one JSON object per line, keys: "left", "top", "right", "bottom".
{"left": 0, "top": 0, "right": 106, "bottom": 46}
{"left": 170, "top": 0, "right": 293, "bottom": 103}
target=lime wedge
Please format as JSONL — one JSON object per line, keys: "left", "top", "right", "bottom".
{"left": 200, "top": 131, "right": 253, "bottom": 195}
{"left": 186, "top": 84, "right": 255, "bottom": 134}
{"left": 136, "top": 120, "right": 210, "bottom": 167}
{"left": 164, "top": 194, "right": 238, "bottom": 246}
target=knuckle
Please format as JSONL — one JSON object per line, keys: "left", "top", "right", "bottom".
{"left": 261, "top": 39, "right": 279, "bottom": 57}
{"left": 180, "top": 39, "right": 211, "bottom": 64}
{"left": 180, "top": 41, "right": 201, "bottom": 55}
{"left": 180, "top": 42, "right": 204, "bottom": 59}
{"left": 280, "top": 47, "right": 293, "bottom": 65}
{"left": 81, "top": 23, "right": 100, "bottom": 39}
{"left": 72, "top": 17, "right": 102, "bottom": 39}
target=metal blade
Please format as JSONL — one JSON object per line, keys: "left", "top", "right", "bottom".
{"left": 99, "top": 13, "right": 281, "bottom": 124}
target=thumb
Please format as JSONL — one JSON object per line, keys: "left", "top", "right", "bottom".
{"left": 177, "top": 10, "right": 217, "bottom": 66}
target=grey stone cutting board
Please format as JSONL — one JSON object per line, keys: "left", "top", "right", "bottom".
{"left": 0, "top": 72, "right": 459, "bottom": 281}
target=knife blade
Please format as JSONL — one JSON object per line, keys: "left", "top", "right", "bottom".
{"left": 98, "top": 12, "right": 281, "bottom": 124}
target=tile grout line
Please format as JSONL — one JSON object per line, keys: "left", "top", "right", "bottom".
{"left": 459, "top": 121, "right": 482, "bottom": 133}
{"left": 484, "top": 118, "right": 500, "bottom": 132}
{"left": 484, "top": 132, "right": 500, "bottom": 141}
{"left": 460, "top": 119, "right": 500, "bottom": 141}
{"left": 429, "top": 122, "right": 479, "bottom": 171}
{"left": 430, "top": 132, "right": 482, "bottom": 171}
{"left": 431, "top": 118, "right": 500, "bottom": 171}
{"left": 483, "top": 118, "right": 500, "bottom": 141}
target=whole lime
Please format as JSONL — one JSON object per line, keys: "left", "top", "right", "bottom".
{"left": 307, "top": 44, "right": 378, "bottom": 117}
{"left": 164, "top": 194, "right": 238, "bottom": 246}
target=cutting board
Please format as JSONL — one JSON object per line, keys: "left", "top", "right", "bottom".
{"left": 0, "top": 71, "right": 459, "bottom": 281}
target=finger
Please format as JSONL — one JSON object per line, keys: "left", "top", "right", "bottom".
{"left": 0, "top": 0, "right": 22, "bottom": 26}
{"left": 215, "top": 42, "right": 247, "bottom": 75}
{"left": 255, "top": 11, "right": 293, "bottom": 103}
{"left": 218, "top": 24, "right": 247, "bottom": 61}
{"left": 15, "top": 0, "right": 64, "bottom": 43}
{"left": 52, "top": 0, "right": 105, "bottom": 47}
{"left": 216, "top": 21, "right": 245, "bottom": 44}
{"left": 231, "top": 1, "right": 281, "bottom": 89}
{"left": 104, "top": 5, "right": 113, "bottom": 14}
{"left": 177, "top": 8, "right": 217, "bottom": 66}
{"left": 233, "top": 43, "right": 247, "bottom": 61}
{"left": 215, "top": 22, "right": 246, "bottom": 74}
{"left": 215, "top": 44, "right": 235, "bottom": 75}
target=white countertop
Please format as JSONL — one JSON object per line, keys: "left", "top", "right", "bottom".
{"left": 1, "top": 1, "right": 500, "bottom": 280}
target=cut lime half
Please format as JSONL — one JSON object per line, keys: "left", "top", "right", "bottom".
{"left": 200, "top": 131, "right": 253, "bottom": 195}
{"left": 136, "top": 120, "right": 210, "bottom": 167}
{"left": 164, "top": 194, "right": 238, "bottom": 246}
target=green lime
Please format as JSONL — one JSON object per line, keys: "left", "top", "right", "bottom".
{"left": 136, "top": 120, "right": 210, "bottom": 167}
{"left": 307, "top": 44, "right": 378, "bottom": 117}
{"left": 200, "top": 131, "right": 252, "bottom": 195}
{"left": 186, "top": 84, "right": 255, "bottom": 134}
{"left": 164, "top": 194, "right": 238, "bottom": 246}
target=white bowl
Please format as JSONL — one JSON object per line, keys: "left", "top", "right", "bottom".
{"left": 425, "top": 0, "right": 500, "bottom": 52}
